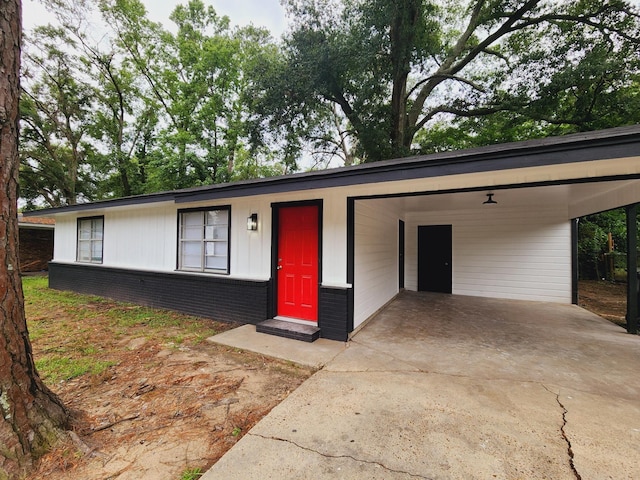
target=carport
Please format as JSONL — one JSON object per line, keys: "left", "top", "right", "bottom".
{"left": 351, "top": 161, "right": 640, "bottom": 336}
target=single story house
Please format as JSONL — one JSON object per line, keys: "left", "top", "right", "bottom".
{"left": 25, "top": 126, "right": 640, "bottom": 341}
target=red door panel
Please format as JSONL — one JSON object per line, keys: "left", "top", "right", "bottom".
{"left": 277, "top": 206, "right": 319, "bottom": 322}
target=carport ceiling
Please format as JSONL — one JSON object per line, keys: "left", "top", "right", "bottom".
{"left": 385, "top": 179, "right": 638, "bottom": 213}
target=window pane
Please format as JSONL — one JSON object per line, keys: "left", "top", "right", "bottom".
{"left": 207, "top": 210, "right": 227, "bottom": 226}
{"left": 205, "top": 226, "right": 228, "bottom": 240}
{"left": 78, "top": 242, "right": 90, "bottom": 261}
{"left": 181, "top": 241, "right": 202, "bottom": 269}
{"left": 78, "top": 220, "right": 91, "bottom": 240}
{"left": 179, "top": 208, "right": 229, "bottom": 273}
{"left": 91, "top": 241, "right": 103, "bottom": 261}
{"left": 214, "top": 226, "right": 228, "bottom": 240}
{"left": 205, "top": 255, "right": 226, "bottom": 270}
{"left": 214, "top": 241, "right": 227, "bottom": 256}
{"left": 183, "top": 225, "right": 202, "bottom": 240}
{"left": 92, "top": 219, "right": 104, "bottom": 239}
{"left": 182, "top": 212, "right": 203, "bottom": 240}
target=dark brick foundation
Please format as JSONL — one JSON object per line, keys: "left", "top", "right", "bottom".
{"left": 48, "top": 263, "right": 270, "bottom": 324}
{"left": 318, "top": 286, "right": 351, "bottom": 341}
{"left": 48, "top": 263, "right": 352, "bottom": 340}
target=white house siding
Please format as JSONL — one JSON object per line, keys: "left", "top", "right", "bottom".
{"left": 223, "top": 188, "right": 349, "bottom": 285}
{"left": 105, "top": 204, "right": 177, "bottom": 271}
{"left": 405, "top": 206, "right": 572, "bottom": 303}
{"left": 49, "top": 188, "right": 352, "bottom": 287}
{"left": 52, "top": 214, "right": 79, "bottom": 261}
{"left": 227, "top": 196, "right": 272, "bottom": 280}
{"left": 353, "top": 199, "right": 403, "bottom": 329}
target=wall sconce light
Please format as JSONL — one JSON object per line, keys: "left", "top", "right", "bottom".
{"left": 483, "top": 193, "right": 497, "bottom": 205}
{"left": 247, "top": 213, "right": 258, "bottom": 231}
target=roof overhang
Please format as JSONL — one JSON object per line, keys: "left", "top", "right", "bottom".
{"left": 24, "top": 125, "right": 640, "bottom": 216}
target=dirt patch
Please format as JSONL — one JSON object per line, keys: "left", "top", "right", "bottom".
{"left": 578, "top": 279, "right": 627, "bottom": 326}
{"left": 24, "top": 283, "right": 314, "bottom": 480}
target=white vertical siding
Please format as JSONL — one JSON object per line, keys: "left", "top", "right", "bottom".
{"left": 321, "top": 193, "right": 348, "bottom": 286}
{"left": 49, "top": 188, "right": 352, "bottom": 287}
{"left": 227, "top": 197, "right": 271, "bottom": 279}
{"left": 105, "top": 205, "right": 177, "bottom": 271}
{"left": 53, "top": 214, "right": 79, "bottom": 261}
{"left": 405, "top": 206, "right": 572, "bottom": 303}
{"left": 353, "top": 199, "right": 402, "bottom": 328}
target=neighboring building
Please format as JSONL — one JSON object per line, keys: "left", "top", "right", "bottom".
{"left": 24, "top": 126, "right": 640, "bottom": 341}
{"left": 18, "top": 214, "right": 54, "bottom": 273}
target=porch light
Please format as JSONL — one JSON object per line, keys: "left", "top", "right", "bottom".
{"left": 247, "top": 213, "right": 258, "bottom": 231}
{"left": 483, "top": 193, "right": 497, "bottom": 205}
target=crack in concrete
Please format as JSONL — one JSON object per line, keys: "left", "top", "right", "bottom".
{"left": 543, "top": 385, "right": 582, "bottom": 480}
{"left": 250, "top": 432, "right": 432, "bottom": 479}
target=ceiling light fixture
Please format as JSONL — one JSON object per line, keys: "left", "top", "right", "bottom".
{"left": 483, "top": 193, "right": 497, "bottom": 205}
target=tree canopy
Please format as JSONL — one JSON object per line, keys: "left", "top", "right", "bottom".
{"left": 18, "top": 0, "right": 640, "bottom": 207}
{"left": 252, "top": 0, "right": 640, "bottom": 162}
{"left": 20, "top": 0, "right": 284, "bottom": 208}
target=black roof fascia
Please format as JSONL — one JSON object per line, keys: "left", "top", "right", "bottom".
{"left": 23, "top": 125, "right": 640, "bottom": 214}
{"left": 174, "top": 125, "right": 640, "bottom": 203}
{"left": 22, "top": 190, "right": 177, "bottom": 216}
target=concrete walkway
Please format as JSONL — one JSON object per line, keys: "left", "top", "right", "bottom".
{"left": 203, "top": 291, "right": 640, "bottom": 479}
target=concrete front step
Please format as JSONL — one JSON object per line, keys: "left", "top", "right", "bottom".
{"left": 256, "top": 319, "right": 320, "bottom": 343}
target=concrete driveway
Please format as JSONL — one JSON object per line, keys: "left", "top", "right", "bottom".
{"left": 203, "top": 291, "right": 640, "bottom": 479}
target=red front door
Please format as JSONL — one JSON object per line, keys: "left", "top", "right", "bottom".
{"left": 277, "top": 205, "right": 319, "bottom": 322}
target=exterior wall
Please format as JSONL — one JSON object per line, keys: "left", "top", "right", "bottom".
{"left": 18, "top": 227, "right": 54, "bottom": 272}
{"left": 353, "top": 199, "right": 403, "bottom": 329}
{"left": 52, "top": 191, "right": 350, "bottom": 286}
{"left": 48, "top": 183, "right": 584, "bottom": 337}
{"left": 48, "top": 191, "right": 352, "bottom": 340}
{"left": 53, "top": 214, "right": 79, "bottom": 261}
{"left": 405, "top": 206, "right": 572, "bottom": 303}
{"left": 48, "top": 263, "right": 270, "bottom": 324}
{"left": 319, "top": 286, "right": 350, "bottom": 341}
{"left": 106, "top": 204, "right": 178, "bottom": 271}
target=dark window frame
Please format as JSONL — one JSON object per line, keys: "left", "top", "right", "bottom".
{"left": 176, "top": 206, "right": 231, "bottom": 275}
{"left": 76, "top": 216, "right": 104, "bottom": 264}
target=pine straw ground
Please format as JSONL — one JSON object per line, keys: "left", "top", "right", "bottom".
{"left": 23, "top": 276, "right": 314, "bottom": 480}
{"left": 22, "top": 277, "right": 627, "bottom": 479}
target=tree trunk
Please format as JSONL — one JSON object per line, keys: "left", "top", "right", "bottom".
{"left": 0, "top": 1, "right": 69, "bottom": 478}
{"left": 389, "top": 0, "right": 421, "bottom": 159}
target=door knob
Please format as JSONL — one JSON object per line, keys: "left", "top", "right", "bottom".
{"left": 277, "top": 265, "right": 282, "bottom": 270}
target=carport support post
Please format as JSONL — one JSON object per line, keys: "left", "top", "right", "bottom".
{"left": 626, "top": 204, "right": 639, "bottom": 334}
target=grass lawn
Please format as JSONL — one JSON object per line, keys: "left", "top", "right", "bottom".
{"left": 22, "top": 276, "right": 313, "bottom": 480}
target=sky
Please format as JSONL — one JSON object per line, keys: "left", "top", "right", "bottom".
{"left": 22, "top": 0, "right": 289, "bottom": 37}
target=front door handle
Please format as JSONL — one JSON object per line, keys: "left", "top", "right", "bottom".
{"left": 276, "top": 265, "right": 282, "bottom": 270}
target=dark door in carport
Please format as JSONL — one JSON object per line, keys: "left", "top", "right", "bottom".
{"left": 418, "top": 225, "right": 452, "bottom": 293}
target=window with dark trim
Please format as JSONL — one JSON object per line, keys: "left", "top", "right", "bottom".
{"left": 178, "top": 207, "right": 230, "bottom": 274}
{"left": 77, "top": 216, "right": 104, "bottom": 263}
